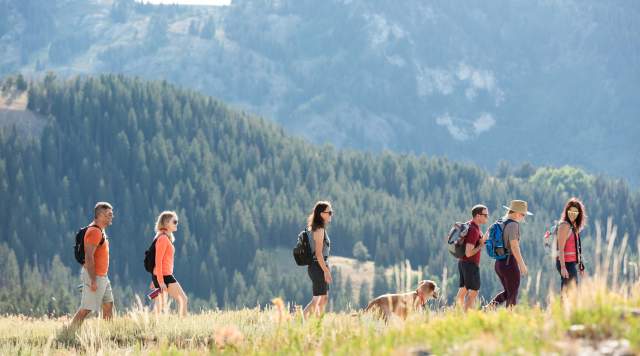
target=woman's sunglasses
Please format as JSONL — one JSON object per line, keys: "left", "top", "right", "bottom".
{"left": 323, "top": 211, "right": 333, "bottom": 216}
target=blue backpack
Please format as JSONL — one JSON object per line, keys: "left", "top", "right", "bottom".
{"left": 486, "top": 219, "right": 514, "bottom": 260}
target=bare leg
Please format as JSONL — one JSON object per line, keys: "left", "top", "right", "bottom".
{"left": 456, "top": 287, "right": 468, "bottom": 309}
{"left": 464, "top": 290, "right": 478, "bottom": 311}
{"left": 167, "top": 282, "right": 189, "bottom": 317}
{"left": 304, "top": 296, "right": 321, "bottom": 319}
{"left": 317, "top": 295, "right": 329, "bottom": 315}
{"left": 154, "top": 291, "right": 167, "bottom": 315}
{"left": 102, "top": 302, "right": 114, "bottom": 320}
{"left": 70, "top": 309, "right": 92, "bottom": 329}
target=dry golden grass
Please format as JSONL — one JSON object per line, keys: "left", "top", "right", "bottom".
{"left": 1, "top": 275, "right": 638, "bottom": 355}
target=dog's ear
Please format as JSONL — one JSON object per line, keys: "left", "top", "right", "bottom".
{"left": 417, "top": 280, "right": 438, "bottom": 296}
{"left": 416, "top": 280, "right": 430, "bottom": 293}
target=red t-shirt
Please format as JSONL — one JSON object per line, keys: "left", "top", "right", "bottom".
{"left": 460, "top": 221, "right": 481, "bottom": 265}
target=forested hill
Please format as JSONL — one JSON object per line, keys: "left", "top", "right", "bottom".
{"left": 1, "top": 0, "right": 639, "bottom": 184}
{"left": 0, "top": 74, "right": 638, "bottom": 314}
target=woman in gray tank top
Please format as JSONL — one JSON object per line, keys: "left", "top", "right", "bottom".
{"left": 303, "top": 201, "right": 333, "bottom": 318}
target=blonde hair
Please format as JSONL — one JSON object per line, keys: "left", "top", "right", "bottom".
{"left": 155, "top": 210, "right": 177, "bottom": 243}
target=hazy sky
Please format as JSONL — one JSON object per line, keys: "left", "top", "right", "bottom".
{"left": 136, "top": 0, "right": 231, "bottom": 5}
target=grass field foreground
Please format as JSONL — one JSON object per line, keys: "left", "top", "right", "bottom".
{"left": 1, "top": 276, "right": 639, "bottom": 355}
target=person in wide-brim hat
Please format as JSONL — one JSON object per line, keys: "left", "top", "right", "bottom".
{"left": 485, "top": 199, "right": 531, "bottom": 309}
{"left": 502, "top": 200, "right": 533, "bottom": 216}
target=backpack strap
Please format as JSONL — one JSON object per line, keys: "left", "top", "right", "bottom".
{"left": 87, "top": 224, "right": 106, "bottom": 246}
{"left": 503, "top": 219, "right": 515, "bottom": 250}
{"left": 571, "top": 224, "right": 584, "bottom": 270}
{"left": 502, "top": 219, "right": 516, "bottom": 264}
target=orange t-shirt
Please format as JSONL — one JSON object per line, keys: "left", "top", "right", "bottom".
{"left": 154, "top": 234, "right": 175, "bottom": 281}
{"left": 84, "top": 226, "right": 109, "bottom": 276}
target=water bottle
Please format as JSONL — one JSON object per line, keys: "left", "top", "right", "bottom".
{"left": 146, "top": 288, "right": 161, "bottom": 300}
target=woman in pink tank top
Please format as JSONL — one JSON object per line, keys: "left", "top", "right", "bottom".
{"left": 556, "top": 198, "right": 587, "bottom": 292}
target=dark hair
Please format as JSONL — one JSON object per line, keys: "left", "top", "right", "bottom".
{"left": 561, "top": 197, "right": 587, "bottom": 232}
{"left": 471, "top": 204, "right": 488, "bottom": 218}
{"left": 307, "top": 201, "right": 331, "bottom": 231}
{"left": 94, "top": 202, "right": 113, "bottom": 219}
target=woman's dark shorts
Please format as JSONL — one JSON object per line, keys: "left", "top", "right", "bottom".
{"left": 556, "top": 260, "right": 579, "bottom": 291}
{"left": 308, "top": 261, "right": 329, "bottom": 296}
{"left": 152, "top": 275, "right": 178, "bottom": 288}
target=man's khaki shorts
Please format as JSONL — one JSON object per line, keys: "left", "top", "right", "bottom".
{"left": 79, "top": 268, "right": 114, "bottom": 313}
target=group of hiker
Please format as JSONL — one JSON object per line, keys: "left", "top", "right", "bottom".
{"left": 68, "top": 196, "right": 586, "bottom": 328}
{"left": 70, "top": 203, "right": 186, "bottom": 329}
{"left": 454, "top": 198, "right": 586, "bottom": 311}
{"left": 298, "top": 198, "right": 587, "bottom": 317}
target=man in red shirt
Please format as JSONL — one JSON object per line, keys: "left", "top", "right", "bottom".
{"left": 455, "top": 204, "right": 489, "bottom": 311}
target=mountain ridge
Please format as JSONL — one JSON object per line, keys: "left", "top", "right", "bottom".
{"left": 1, "top": 0, "right": 638, "bottom": 183}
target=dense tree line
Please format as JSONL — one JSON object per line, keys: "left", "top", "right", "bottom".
{"left": 0, "top": 74, "right": 638, "bottom": 315}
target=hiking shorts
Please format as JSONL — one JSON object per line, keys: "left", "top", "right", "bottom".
{"left": 79, "top": 268, "right": 114, "bottom": 313}
{"left": 152, "top": 275, "right": 178, "bottom": 288}
{"left": 556, "top": 260, "right": 579, "bottom": 291}
{"left": 458, "top": 260, "right": 481, "bottom": 291}
{"left": 308, "top": 261, "right": 329, "bottom": 296}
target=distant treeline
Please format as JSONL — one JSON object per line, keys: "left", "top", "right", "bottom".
{"left": 0, "top": 74, "right": 638, "bottom": 315}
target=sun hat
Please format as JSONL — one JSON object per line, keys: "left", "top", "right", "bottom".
{"left": 502, "top": 200, "right": 533, "bottom": 216}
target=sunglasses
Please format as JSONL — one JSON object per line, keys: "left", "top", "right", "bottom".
{"left": 568, "top": 211, "right": 580, "bottom": 216}
{"left": 172, "top": 219, "right": 179, "bottom": 225}
{"left": 323, "top": 211, "right": 333, "bottom": 216}
{"left": 479, "top": 213, "right": 489, "bottom": 217}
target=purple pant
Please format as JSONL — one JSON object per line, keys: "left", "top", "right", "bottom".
{"left": 489, "top": 258, "right": 520, "bottom": 307}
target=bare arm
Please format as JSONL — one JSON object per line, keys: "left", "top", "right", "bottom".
{"left": 84, "top": 244, "right": 97, "bottom": 281}
{"left": 313, "top": 229, "right": 329, "bottom": 273}
{"left": 155, "top": 235, "right": 168, "bottom": 285}
{"left": 465, "top": 242, "right": 483, "bottom": 257}
{"left": 557, "top": 224, "right": 570, "bottom": 267}
{"left": 510, "top": 240, "right": 527, "bottom": 275}
{"left": 465, "top": 231, "right": 487, "bottom": 257}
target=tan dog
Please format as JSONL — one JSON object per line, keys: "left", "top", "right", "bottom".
{"left": 365, "top": 280, "right": 439, "bottom": 321}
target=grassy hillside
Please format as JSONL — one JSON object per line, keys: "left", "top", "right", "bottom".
{"left": 1, "top": 276, "right": 638, "bottom": 355}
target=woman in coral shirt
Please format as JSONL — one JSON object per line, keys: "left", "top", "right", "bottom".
{"left": 556, "top": 198, "right": 587, "bottom": 293}
{"left": 151, "top": 211, "right": 188, "bottom": 316}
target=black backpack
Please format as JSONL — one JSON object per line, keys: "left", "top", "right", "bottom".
{"left": 144, "top": 233, "right": 167, "bottom": 273}
{"left": 73, "top": 225, "right": 105, "bottom": 265}
{"left": 293, "top": 229, "right": 313, "bottom": 266}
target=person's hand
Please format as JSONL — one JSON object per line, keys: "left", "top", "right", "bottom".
{"left": 480, "top": 231, "right": 489, "bottom": 244}
{"left": 149, "top": 281, "right": 155, "bottom": 290}
{"left": 90, "top": 279, "right": 98, "bottom": 292}
{"left": 159, "top": 282, "right": 168, "bottom": 293}
{"left": 519, "top": 263, "right": 528, "bottom": 277}
{"left": 560, "top": 266, "right": 569, "bottom": 279}
{"left": 324, "top": 270, "right": 333, "bottom": 284}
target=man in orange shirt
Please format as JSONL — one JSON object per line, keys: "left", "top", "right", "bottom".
{"left": 70, "top": 202, "right": 114, "bottom": 329}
